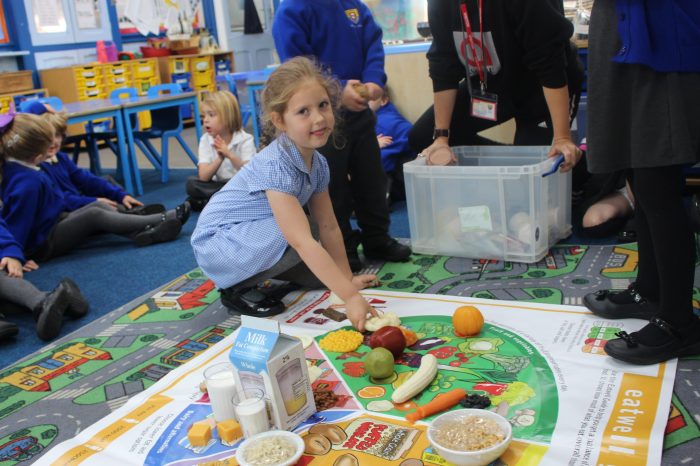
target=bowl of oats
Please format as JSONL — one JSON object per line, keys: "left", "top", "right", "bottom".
{"left": 427, "top": 409, "right": 512, "bottom": 466}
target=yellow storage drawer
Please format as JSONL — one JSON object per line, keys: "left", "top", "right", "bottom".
{"left": 138, "top": 111, "right": 152, "bottom": 130}
{"left": 0, "top": 96, "right": 13, "bottom": 114}
{"left": 75, "top": 76, "right": 102, "bottom": 89}
{"left": 192, "top": 69, "right": 212, "bottom": 87}
{"left": 132, "top": 60, "right": 157, "bottom": 79}
{"left": 77, "top": 86, "right": 106, "bottom": 100}
{"left": 106, "top": 73, "right": 131, "bottom": 87}
{"left": 169, "top": 57, "right": 189, "bottom": 74}
{"left": 104, "top": 63, "right": 130, "bottom": 77}
{"left": 191, "top": 56, "right": 211, "bottom": 72}
{"left": 74, "top": 66, "right": 103, "bottom": 80}
{"left": 134, "top": 77, "right": 158, "bottom": 95}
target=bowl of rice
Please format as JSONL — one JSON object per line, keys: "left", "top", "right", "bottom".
{"left": 235, "top": 430, "right": 304, "bottom": 466}
{"left": 427, "top": 409, "right": 512, "bottom": 466}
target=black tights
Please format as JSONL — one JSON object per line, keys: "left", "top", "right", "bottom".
{"left": 629, "top": 165, "right": 696, "bottom": 326}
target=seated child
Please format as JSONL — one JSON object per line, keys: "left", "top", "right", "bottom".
{"left": 0, "top": 114, "right": 189, "bottom": 264}
{"left": 191, "top": 57, "right": 378, "bottom": 331}
{"left": 572, "top": 145, "right": 634, "bottom": 239}
{"left": 32, "top": 107, "right": 166, "bottom": 215}
{"left": 369, "top": 88, "right": 417, "bottom": 202}
{"left": 0, "top": 216, "right": 88, "bottom": 341}
{"left": 186, "top": 90, "right": 256, "bottom": 211}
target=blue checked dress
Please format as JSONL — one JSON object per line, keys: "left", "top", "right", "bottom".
{"left": 191, "top": 134, "right": 330, "bottom": 288}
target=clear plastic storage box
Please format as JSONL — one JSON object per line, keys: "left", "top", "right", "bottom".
{"left": 404, "top": 146, "right": 571, "bottom": 263}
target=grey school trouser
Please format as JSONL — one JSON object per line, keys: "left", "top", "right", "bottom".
{"left": 31, "top": 202, "right": 165, "bottom": 261}
{"left": 0, "top": 271, "right": 45, "bottom": 312}
{"left": 232, "top": 218, "right": 323, "bottom": 291}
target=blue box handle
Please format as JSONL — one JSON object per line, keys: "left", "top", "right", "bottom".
{"left": 542, "top": 154, "right": 565, "bottom": 177}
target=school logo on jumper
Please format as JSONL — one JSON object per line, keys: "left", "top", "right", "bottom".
{"left": 345, "top": 8, "right": 360, "bottom": 24}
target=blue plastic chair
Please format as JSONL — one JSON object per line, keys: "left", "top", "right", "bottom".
{"left": 133, "top": 83, "right": 198, "bottom": 183}
{"left": 18, "top": 96, "right": 64, "bottom": 113}
{"left": 215, "top": 74, "right": 253, "bottom": 128}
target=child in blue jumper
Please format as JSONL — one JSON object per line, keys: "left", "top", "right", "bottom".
{"left": 0, "top": 114, "right": 187, "bottom": 263}
{"left": 369, "top": 88, "right": 417, "bottom": 203}
{"left": 0, "top": 214, "right": 88, "bottom": 341}
{"left": 29, "top": 104, "right": 165, "bottom": 216}
{"left": 191, "top": 57, "right": 379, "bottom": 331}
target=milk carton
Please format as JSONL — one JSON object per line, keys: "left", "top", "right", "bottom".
{"left": 229, "top": 316, "right": 316, "bottom": 431}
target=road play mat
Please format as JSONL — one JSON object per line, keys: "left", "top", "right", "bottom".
{"left": 1, "top": 244, "right": 699, "bottom": 464}
{"left": 35, "top": 291, "right": 676, "bottom": 465}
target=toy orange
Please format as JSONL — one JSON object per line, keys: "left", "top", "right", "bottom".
{"left": 400, "top": 327, "right": 418, "bottom": 346}
{"left": 452, "top": 305, "right": 484, "bottom": 337}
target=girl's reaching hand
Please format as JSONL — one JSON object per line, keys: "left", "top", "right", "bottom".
{"left": 1, "top": 257, "right": 23, "bottom": 278}
{"left": 352, "top": 274, "right": 379, "bottom": 290}
{"left": 345, "top": 294, "right": 378, "bottom": 332}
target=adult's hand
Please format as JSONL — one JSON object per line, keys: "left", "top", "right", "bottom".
{"left": 419, "top": 137, "right": 456, "bottom": 166}
{"left": 548, "top": 137, "right": 582, "bottom": 173}
{"left": 342, "top": 80, "right": 369, "bottom": 112}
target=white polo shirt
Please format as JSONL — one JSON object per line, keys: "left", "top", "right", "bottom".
{"left": 197, "top": 130, "right": 256, "bottom": 182}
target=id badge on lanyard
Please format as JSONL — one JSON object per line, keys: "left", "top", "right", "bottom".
{"left": 460, "top": 0, "right": 498, "bottom": 121}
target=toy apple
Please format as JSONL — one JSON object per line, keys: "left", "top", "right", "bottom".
{"left": 369, "top": 326, "right": 406, "bottom": 359}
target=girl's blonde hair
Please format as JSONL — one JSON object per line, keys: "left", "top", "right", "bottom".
{"left": 0, "top": 113, "right": 55, "bottom": 162}
{"left": 43, "top": 111, "right": 68, "bottom": 137}
{"left": 260, "top": 57, "right": 341, "bottom": 144}
{"left": 202, "top": 90, "right": 242, "bottom": 134}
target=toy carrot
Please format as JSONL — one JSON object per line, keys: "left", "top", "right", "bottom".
{"left": 406, "top": 388, "right": 467, "bottom": 423}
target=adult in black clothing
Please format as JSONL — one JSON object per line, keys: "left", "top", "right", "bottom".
{"left": 410, "top": 0, "right": 583, "bottom": 170}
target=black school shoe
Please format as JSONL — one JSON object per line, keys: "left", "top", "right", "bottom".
{"left": 0, "top": 314, "right": 19, "bottom": 342}
{"left": 33, "top": 285, "right": 70, "bottom": 341}
{"left": 604, "top": 317, "right": 700, "bottom": 365}
{"left": 347, "top": 248, "right": 363, "bottom": 273}
{"left": 583, "top": 284, "right": 657, "bottom": 320}
{"left": 132, "top": 218, "right": 182, "bottom": 247}
{"left": 363, "top": 237, "right": 412, "bottom": 262}
{"left": 345, "top": 230, "right": 363, "bottom": 272}
{"left": 175, "top": 201, "right": 191, "bottom": 225}
{"left": 220, "top": 287, "right": 286, "bottom": 317}
{"left": 186, "top": 197, "right": 208, "bottom": 212}
{"left": 121, "top": 204, "right": 166, "bottom": 216}
{"left": 58, "top": 278, "right": 89, "bottom": 318}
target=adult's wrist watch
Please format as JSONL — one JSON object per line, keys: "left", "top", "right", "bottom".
{"left": 433, "top": 128, "right": 450, "bottom": 140}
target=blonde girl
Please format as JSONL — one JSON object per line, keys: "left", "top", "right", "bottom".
{"left": 186, "top": 90, "right": 256, "bottom": 211}
{"left": 192, "top": 57, "right": 378, "bottom": 331}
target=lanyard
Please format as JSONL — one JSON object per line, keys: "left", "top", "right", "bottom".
{"left": 459, "top": 0, "right": 486, "bottom": 92}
